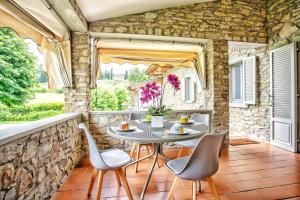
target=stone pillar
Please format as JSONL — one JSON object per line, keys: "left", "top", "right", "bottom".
{"left": 64, "top": 32, "right": 91, "bottom": 123}
{"left": 210, "top": 40, "right": 229, "bottom": 135}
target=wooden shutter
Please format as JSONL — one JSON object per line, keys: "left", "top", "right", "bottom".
{"left": 271, "top": 44, "right": 294, "bottom": 120}
{"left": 243, "top": 56, "right": 256, "bottom": 104}
{"left": 190, "top": 78, "right": 195, "bottom": 102}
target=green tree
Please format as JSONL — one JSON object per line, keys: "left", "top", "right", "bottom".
{"left": 124, "top": 70, "right": 128, "bottom": 80}
{"left": 38, "top": 71, "right": 48, "bottom": 83}
{"left": 110, "top": 68, "right": 113, "bottom": 80}
{"left": 114, "top": 87, "right": 129, "bottom": 110}
{"left": 0, "top": 28, "right": 37, "bottom": 106}
{"left": 92, "top": 88, "right": 118, "bottom": 111}
{"left": 128, "top": 67, "right": 149, "bottom": 83}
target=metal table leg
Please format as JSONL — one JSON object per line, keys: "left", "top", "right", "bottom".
{"left": 140, "top": 143, "right": 159, "bottom": 200}
{"left": 158, "top": 143, "right": 171, "bottom": 161}
{"left": 124, "top": 147, "right": 156, "bottom": 176}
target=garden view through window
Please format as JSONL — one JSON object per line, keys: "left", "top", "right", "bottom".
{"left": 92, "top": 60, "right": 201, "bottom": 111}
{"left": 0, "top": 28, "right": 64, "bottom": 126}
{"left": 92, "top": 63, "right": 149, "bottom": 111}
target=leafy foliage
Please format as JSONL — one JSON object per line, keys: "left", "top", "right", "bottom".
{"left": 92, "top": 87, "right": 129, "bottom": 111}
{"left": 92, "top": 88, "right": 118, "bottom": 110}
{"left": 0, "top": 102, "right": 64, "bottom": 121}
{"left": 0, "top": 28, "right": 37, "bottom": 106}
{"left": 148, "top": 105, "right": 171, "bottom": 116}
{"left": 114, "top": 87, "right": 129, "bottom": 110}
{"left": 128, "top": 67, "right": 149, "bottom": 83}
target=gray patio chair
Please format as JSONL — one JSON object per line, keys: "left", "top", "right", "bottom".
{"left": 79, "top": 123, "right": 133, "bottom": 200}
{"left": 129, "top": 112, "right": 155, "bottom": 172}
{"left": 166, "top": 132, "right": 228, "bottom": 200}
{"left": 176, "top": 113, "right": 210, "bottom": 158}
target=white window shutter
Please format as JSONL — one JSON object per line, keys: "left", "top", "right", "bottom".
{"left": 190, "top": 79, "right": 195, "bottom": 102}
{"left": 243, "top": 56, "right": 256, "bottom": 104}
{"left": 181, "top": 78, "right": 185, "bottom": 100}
{"left": 270, "top": 44, "right": 294, "bottom": 119}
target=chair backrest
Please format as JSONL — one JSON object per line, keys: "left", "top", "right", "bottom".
{"left": 130, "top": 112, "right": 145, "bottom": 120}
{"left": 178, "top": 131, "right": 228, "bottom": 180}
{"left": 191, "top": 113, "right": 210, "bottom": 132}
{"left": 79, "top": 123, "right": 109, "bottom": 170}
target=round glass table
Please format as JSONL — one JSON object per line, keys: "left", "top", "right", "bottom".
{"left": 107, "top": 120, "right": 208, "bottom": 200}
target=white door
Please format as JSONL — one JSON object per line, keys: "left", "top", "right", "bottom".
{"left": 270, "top": 43, "right": 297, "bottom": 152}
{"left": 297, "top": 42, "right": 300, "bottom": 153}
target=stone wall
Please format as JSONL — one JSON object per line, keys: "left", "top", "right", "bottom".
{"left": 228, "top": 0, "right": 300, "bottom": 140}
{"left": 267, "top": 0, "right": 300, "bottom": 48}
{"left": 64, "top": 33, "right": 91, "bottom": 123}
{"left": 161, "top": 67, "right": 205, "bottom": 110}
{"left": 229, "top": 46, "right": 270, "bottom": 140}
{"left": 89, "top": 0, "right": 267, "bottom": 43}
{"left": 0, "top": 115, "right": 82, "bottom": 200}
{"left": 88, "top": 110, "right": 211, "bottom": 152}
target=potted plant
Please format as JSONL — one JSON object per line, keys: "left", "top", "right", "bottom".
{"left": 140, "top": 74, "right": 180, "bottom": 128}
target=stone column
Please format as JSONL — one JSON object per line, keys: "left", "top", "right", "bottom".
{"left": 210, "top": 40, "right": 229, "bottom": 135}
{"left": 64, "top": 32, "right": 91, "bottom": 123}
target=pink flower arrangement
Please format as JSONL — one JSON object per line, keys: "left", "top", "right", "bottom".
{"left": 139, "top": 74, "right": 180, "bottom": 115}
{"left": 167, "top": 74, "right": 180, "bottom": 91}
{"left": 140, "top": 82, "right": 161, "bottom": 105}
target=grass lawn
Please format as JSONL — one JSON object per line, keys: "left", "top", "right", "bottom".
{"left": 28, "top": 93, "right": 64, "bottom": 104}
{"left": 0, "top": 121, "right": 30, "bottom": 124}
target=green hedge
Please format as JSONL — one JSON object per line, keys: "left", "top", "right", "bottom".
{"left": 0, "top": 103, "right": 64, "bottom": 122}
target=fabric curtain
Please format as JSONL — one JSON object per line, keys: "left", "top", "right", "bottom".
{"left": 56, "top": 41, "right": 72, "bottom": 88}
{"left": 97, "top": 47, "right": 206, "bottom": 89}
{"left": 90, "top": 39, "right": 100, "bottom": 88}
{"left": 0, "top": 0, "right": 72, "bottom": 89}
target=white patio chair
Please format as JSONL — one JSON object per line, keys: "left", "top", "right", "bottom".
{"left": 166, "top": 132, "right": 227, "bottom": 200}
{"left": 176, "top": 113, "right": 210, "bottom": 157}
{"left": 79, "top": 123, "right": 133, "bottom": 200}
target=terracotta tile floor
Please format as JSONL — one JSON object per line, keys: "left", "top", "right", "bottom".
{"left": 54, "top": 142, "right": 300, "bottom": 200}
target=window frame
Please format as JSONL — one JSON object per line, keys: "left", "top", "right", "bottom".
{"left": 182, "top": 75, "right": 195, "bottom": 103}
{"left": 229, "top": 56, "right": 256, "bottom": 107}
{"left": 230, "top": 61, "right": 244, "bottom": 103}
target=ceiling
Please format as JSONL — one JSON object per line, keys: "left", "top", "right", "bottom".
{"left": 76, "top": 0, "right": 215, "bottom": 22}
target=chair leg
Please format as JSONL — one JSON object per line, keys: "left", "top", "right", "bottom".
{"left": 167, "top": 177, "right": 179, "bottom": 200}
{"left": 129, "top": 143, "right": 136, "bottom": 157}
{"left": 207, "top": 177, "right": 220, "bottom": 200}
{"left": 95, "top": 170, "right": 106, "bottom": 200}
{"left": 192, "top": 181, "right": 197, "bottom": 200}
{"left": 135, "top": 144, "right": 141, "bottom": 172}
{"left": 116, "top": 168, "right": 133, "bottom": 200}
{"left": 197, "top": 180, "right": 202, "bottom": 193}
{"left": 177, "top": 147, "right": 190, "bottom": 158}
{"left": 146, "top": 144, "right": 150, "bottom": 155}
{"left": 114, "top": 171, "right": 122, "bottom": 186}
{"left": 87, "top": 168, "right": 98, "bottom": 197}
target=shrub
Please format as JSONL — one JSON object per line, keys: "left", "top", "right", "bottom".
{"left": 35, "top": 87, "right": 48, "bottom": 93}
{"left": 92, "top": 88, "right": 118, "bottom": 111}
{"left": 0, "top": 102, "right": 64, "bottom": 122}
{"left": 114, "top": 87, "right": 129, "bottom": 110}
{"left": 92, "top": 87, "right": 130, "bottom": 111}
{"left": 55, "top": 88, "right": 64, "bottom": 94}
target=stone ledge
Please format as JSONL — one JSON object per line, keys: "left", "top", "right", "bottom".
{"left": 0, "top": 113, "right": 81, "bottom": 146}
{"left": 90, "top": 109, "right": 212, "bottom": 115}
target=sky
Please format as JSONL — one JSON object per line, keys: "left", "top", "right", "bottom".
{"left": 25, "top": 39, "right": 44, "bottom": 66}
{"left": 101, "top": 63, "right": 148, "bottom": 74}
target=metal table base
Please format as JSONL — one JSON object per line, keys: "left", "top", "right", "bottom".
{"left": 125, "top": 143, "right": 169, "bottom": 200}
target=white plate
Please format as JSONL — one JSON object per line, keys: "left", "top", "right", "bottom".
{"left": 179, "top": 120, "right": 194, "bottom": 125}
{"left": 168, "top": 129, "right": 192, "bottom": 135}
{"left": 116, "top": 126, "right": 137, "bottom": 132}
{"left": 141, "top": 119, "right": 151, "bottom": 123}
